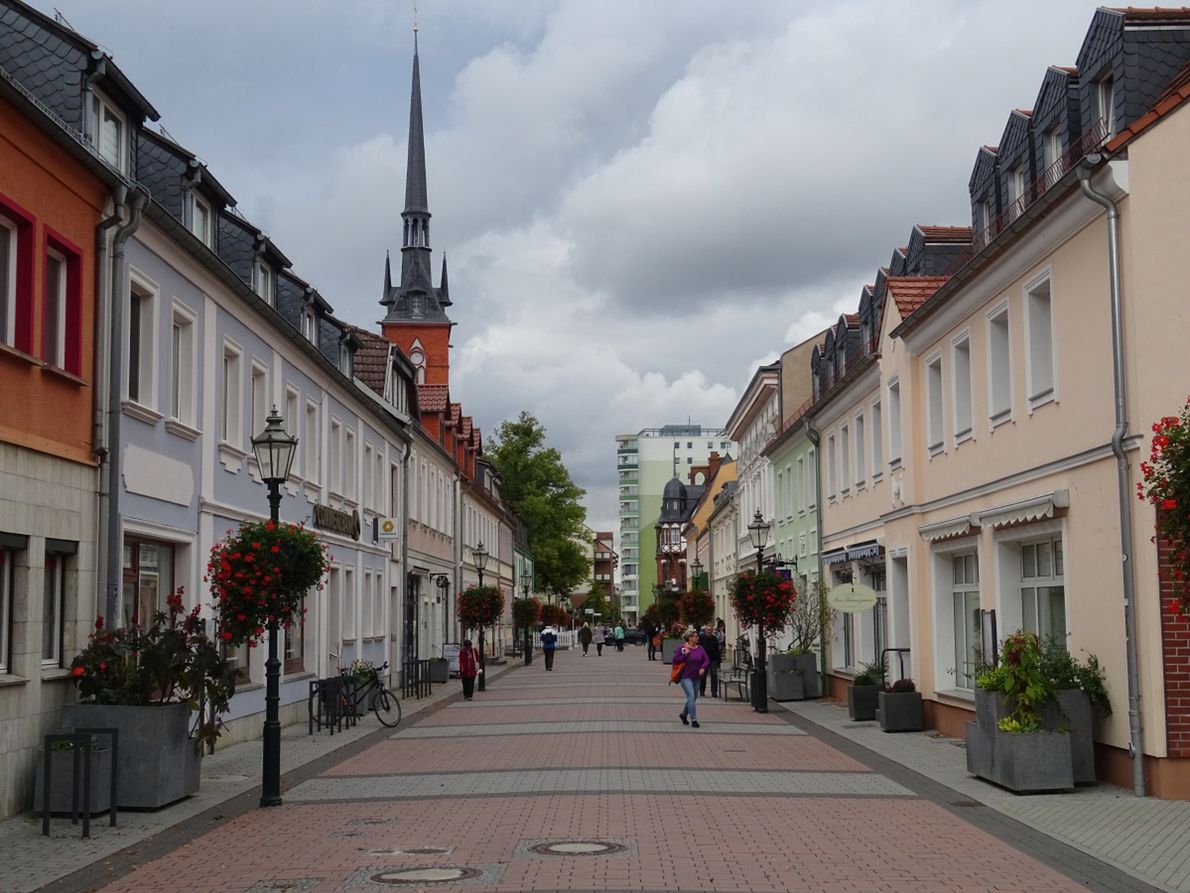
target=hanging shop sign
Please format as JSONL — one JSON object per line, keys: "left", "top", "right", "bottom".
{"left": 827, "top": 582, "right": 879, "bottom": 614}
{"left": 313, "top": 504, "right": 361, "bottom": 541}
{"left": 377, "top": 517, "right": 401, "bottom": 542}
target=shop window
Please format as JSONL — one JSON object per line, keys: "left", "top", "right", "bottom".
{"left": 0, "top": 548, "right": 12, "bottom": 673}
{"left": 41, "top": 549, "right": 67, "bottom": 666}
{"left": 122, "top": 538, "right": 175, "bottom": 629}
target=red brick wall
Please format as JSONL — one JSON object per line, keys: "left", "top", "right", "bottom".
{"left": 1157, "top": 529, "right": 1190, "bottom": 757}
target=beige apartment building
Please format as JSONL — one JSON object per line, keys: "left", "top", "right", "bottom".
{"left": 812, "top": 8, "right": 1190, "bottom": 798}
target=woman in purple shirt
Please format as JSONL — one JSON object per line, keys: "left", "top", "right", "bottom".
{"left": 672, "top": 629, "right": 711, "bottom": 728}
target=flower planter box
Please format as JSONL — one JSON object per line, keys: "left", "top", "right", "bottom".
{"left": 878, "top": 690, "right": 923, "bottom": 732}
{"left": 967, "top": 690, "right": 1076, "bottom": 792}
{"left": 63, "top": 703, "right": 201, "bottom": 809}
{"left": 975, "top": 687, "right": 1096, "bottom": 785}
{"left": 847, "top": 683, "right": 879, "bottom": 721}
{"left": 767, "top": 653, "right": 820, "bottom": 701}
{"left": 428, "top": 661, "right": 449, "bottom": 684}
{"left": 34, "top": 746, "right": 114, "bottom": 815}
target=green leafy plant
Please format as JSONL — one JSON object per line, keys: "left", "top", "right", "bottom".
{"left": 70, "top": 589, "right": 235, "bottom": 750}
{"left": 1039, "top": 637, "right": 1112, "bottom": 715}
{"left": 852, "top": 656, "right": 886, "bottom": 688}
{"left": 997, "top": 714, "right": 1041, "bottom": 734}
{"left": 206, "top": 519, "right": 329, "bottom": 647}
{"left": 993, "top": 631, "right": 1054, "bottom": 733}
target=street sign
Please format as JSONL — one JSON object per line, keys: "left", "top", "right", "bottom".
{"left": 827, "top": 583, "right": 878, "bottom": 614}
{"left": 584, "top": 608, "right": 595, "bottom": 614}
{"left": 377, "top": 517, "right": 400, "bottom": 542}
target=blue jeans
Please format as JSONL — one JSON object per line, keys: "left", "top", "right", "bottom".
{"left": 679, "top": 677, "right": 699, "bottom": 721}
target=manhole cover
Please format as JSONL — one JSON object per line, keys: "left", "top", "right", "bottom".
{"left": 371, "top": 867, "right": 481, "bottom": 884}
{"left": 528, "top": 840, "right": 628, "bottom": 856}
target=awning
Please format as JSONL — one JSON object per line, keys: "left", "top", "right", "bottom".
{"left": 846, "top": 540, "right": 883, "bottom": 562}
{"left": 822, "top": 548, "right": 849, "bottom": 566}
{"left": 977, "top": 490, "right": 1069, "bottom": 529}
{"left": 919, "top": 515, "right": 978, "bottom": 543}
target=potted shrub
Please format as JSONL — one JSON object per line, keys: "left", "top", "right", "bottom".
{"left": 64, "top": 590, "right": 235, "bottom": 809}
{"left": 847, "top": 658, "right": 883, "bottom": 721}
{"left": 768, "top": 579, "right": 832, "bottom": 701}
{"left": 878, "top": 677, "right": 923, "bottom": 732}
{"left": 1039, "top": 637, "right": 1111, "bottom": 785}
{"left": 428, "top": 657, "right": 449, "bottom": 684}
{"left": 966, "top": 631, "right": 1073, "bottom": 792}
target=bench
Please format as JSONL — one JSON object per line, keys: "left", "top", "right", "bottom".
{"left": 719, "top": 649, "right": 752, "bottom": 702}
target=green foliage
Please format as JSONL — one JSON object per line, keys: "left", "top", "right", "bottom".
{"left": 786, "top": 578, "right": 834, "bottom": 654}
{"left": 512, "top": 597, "right": 542, "bottom": 629}
{"left": 70, "top": 590, "right": 235, "bottom": 750}
{"left": 655, "top": 589, "right": 681, "bottom": 629}
{"left": 992, "top": 631, "right": 1054, "bottom": 732}
{"left": 852, "top": 658, "right": 885, "bottom": 687}
{"left": 485, "top": 413, "right": 589, "bottom": 599}
{"left": 1038, "top": 637, "right": 1112, "bottom": 715}
{"left": 997, "top": 715, "right": 1041, "bottom": 734}
{"left": 539, "top": 603, "right": 568, "bottom": 627}
{"left": 888, "top": 677, "right": 916, "bottom": 693}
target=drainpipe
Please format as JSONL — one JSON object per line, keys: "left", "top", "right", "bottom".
{"left": 807, "top": 420, "right": 828, "bottom": 698}
{"left": 92, "top": 186, "right": 126, "bottom": 613}
{"left": 102, "top": 191, "right": 146, "bottom": 626}
{"left": 401, "top": 442, "right": 411, "bottom": 665}
{"left": 1077, "top": 156, "right": 1144, "bottom": 798}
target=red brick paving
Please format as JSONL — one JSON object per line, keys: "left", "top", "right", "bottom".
{"left": 93, "top": 653, "right": 1092, "bottom": 892}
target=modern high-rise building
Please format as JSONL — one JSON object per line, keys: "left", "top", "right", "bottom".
{"left": 616, "top": 426, "right": 734, "bottom": 624}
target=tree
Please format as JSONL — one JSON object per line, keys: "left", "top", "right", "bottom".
{"left": 486, "top": 412, "right": 590, "bottom": 600}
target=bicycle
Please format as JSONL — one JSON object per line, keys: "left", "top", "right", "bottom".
{"left": 309, "top": 661, "right": 402, "bottom": 730}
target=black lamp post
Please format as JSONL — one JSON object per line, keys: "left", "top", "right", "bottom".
{"left": 691, "top": 558, "right": 703, "bottom": 592}
{"left": 747, "top": 509, "right": 771, "bottom": 713}
{"left": 521, "top": 570, "right": 533, "bottom": 666}
{"left": 250, "top": 406, "right": 298, "bottom": 808}
{"left": 474, "top": 542, "right": 489, "bottom": 692}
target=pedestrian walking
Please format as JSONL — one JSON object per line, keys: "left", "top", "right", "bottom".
{"left": 578, "top": 622, "right": 593, "bottom": 656}
{"left": 698, "top": 625, "right": 721, "bottom": 698}
{"left": 593, "top": 624, "right": 606, "bottom": 656}
{"left": 458, "top": 638, "right": 480, "bottom": 700}
{"left": 540, "top": 625, "right": 558, "bottom": 671}
{"left": 672, "top": 629, "right": 710, "bottom": 727}
{"left": 614, "top": 623, "right": 625, "bottom": 652}
{"left": 645, "top": 622, "right": 659, "bottom": 661}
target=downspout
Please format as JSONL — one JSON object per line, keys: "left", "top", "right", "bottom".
{"left": 92, "top": 186, "right": 126, "bottom": 616}
{"left": 103, "top": 191, "right": 146, "bottom": 626}
{"left": 807, "top": 420, "right": 827, "bottom": 698}
{"left": 401, "top": 442, "right": 411, "bottom": 665}
{"left": 1077, "top": 156, "right": 1144, "bottom": 798}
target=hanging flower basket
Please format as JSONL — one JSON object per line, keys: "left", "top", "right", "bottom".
{"left": 457, "top": 585, "right": 503, "bottom": 632}
{"left": 512, "top": 597, "right": 542, "bottom": 629}
{"left": 729, "top": 570, "right": 797, "bottom": 633}
{"left": 680, "top": 589, "right": 715, "bottom": 629}
{"left": 1139, "top": 401, "right": 1190, "bottom": 615}
{"left": 206, "top": 519, "right": 329, "bottom": 647}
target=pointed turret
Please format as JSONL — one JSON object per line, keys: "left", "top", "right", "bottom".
{"left": 404, "top": 32, "right": 429, "bottom": 214}
{"left": 438, "top": 253, "right": 451, "bottom": 306}
{"left": 381, "top": 251, "right": 394, "bottom": 306}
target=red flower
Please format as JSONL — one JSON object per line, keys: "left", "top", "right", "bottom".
{"left": 94, "top": 615, "right": 104, "bottom": 630}
{"left": 99, "top": 662, "right": 107, "bottom": 672}
{"left": 71, "top": 665, "right": 85, "bottom": 678}
{"left": 1163, "top": 499, "right": 1178, "bottom": 511}
{"left": 221, "top": 631, "right": 234, "bottom": 641}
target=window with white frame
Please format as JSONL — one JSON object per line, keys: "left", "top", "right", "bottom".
{"left": 300, "top": 307, "right": 316, "bottom": 344}
{"left": 0, "top": 215, "right": 16, "bottom": 348}
{"left": 364, "top": 443, "right": 374, "bottom": 510}
{"left": 127, "top": 275, "right": 156, "bottom": 407}
{"left": 305, "top": 401, "right": 319, "bottom": 482}
{"left": 776, "top": 469, "right": 785, "bottom": 518}
{"left": 42, "top": 548, "right": 66, "bottom": 666}
{"left": 807, "top": 448, "right": 817, "bottom": 508}
{"left": 329, "top": 419, "right": 342, "bottom": 493}
{"left": 169, "top": 304, "right": 196, "bottom": 425}
{"left": 887, "top": 379, "right": 902, "bottom": 466}
{"left": 221, "top": 344, "right": 241, "bottom": 445}
{"left": 362, "top": 570, "right": 373, "bottom": 639}
{"left": 1026, "top": 274, "right": 1055, "bottom": 407}
{"left": 952, "top": 334, "right": 973, "bottom": 442}
{"left": 339, "top": 340, "right": 352, "bottom": 376}
{"left": 249, "top": 362, "right": 268, "bottom": 437}
{"left": 871, "top": 401, "right": 883, "bottom": 478}
{"left": 927, "top": 355, "right": 944, "bottom": 453}
{"left": 343, "top": 567, "right": 355, "bottom": 641}
{"left": 976, "top": 198, "right": 991, "bottom": 234}
{"left": 987, "top": 304, "right": 1011, "bottom": 426}
{"left": 795, "top": 456, "right": 805, "bottom": 513}
{"left": 0, "top": 547, "right": 11, "bottom": 674}
{"left": 1043, "top": 127, "right": 1063, "bottom": 185}
{"left": 854, "top": 414, "right": 866, "bottom": 489}
{"left": 43, "top": 247, "right": 66, "bottom": 369}
{"left": 372, "top": 572, "right": 384, "bottom": 637}
{"left": 1020, "top": 537, "right": 1066, "bottom": 644}
{"left": 840, "top": 425, "right": 850, "bottom": 495}
{"left": 345, "top": 428, "right": 356, "bottom": 502}
{"left": 190, "top": 194, "right": 212, "bottom": 247}
{"left": 1097, "top": 75, "right": 1116, "bottom": 139}
{"left": 285, "top": 387, "right": 300, "bottom": 475}
{"left": 90, "top": 91, "right": 127, "bottom": 172}
{"left": 827, "top": 435, "right": 837, "bottom": 499}
{"left": 951, "top": 552, "right": 981, "bottom": 688}
{"left": 255, "top": 261, "right": 273, "bottom": 305}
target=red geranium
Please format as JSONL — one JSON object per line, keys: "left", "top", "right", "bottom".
{"left": 729, "top": 569, "right": 797, "bottom": 634}
{"left": 1139, "top": 400, "right": 1190, "bottom": 614}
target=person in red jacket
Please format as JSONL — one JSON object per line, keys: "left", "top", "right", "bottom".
{"left": 458, "top": 639, "right": 481, "bottom": 701}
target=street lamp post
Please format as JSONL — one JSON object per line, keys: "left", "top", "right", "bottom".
{"left": 474, "top": 542, "right": 489, "bottom": 692}
{"left": 747, "top": 510, "right": 771, "bottom": 714}
{"left": 250, "top": 407, "right": 298, "bottom": 808}
{"left": 521, "top": 570, "right": 533, "bottom": 666}
{"left": 691, "top": 558, "right": 703, "bottom": 591}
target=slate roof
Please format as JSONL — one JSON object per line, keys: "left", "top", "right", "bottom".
{"left": 886, "top": 277, "right": 950, "bottom": 318}
{"left": 1108, "top": 58, "right": 1190, "bottom": 149}
{"left": 418, "top": 384, "right": 450, "bottom": 413}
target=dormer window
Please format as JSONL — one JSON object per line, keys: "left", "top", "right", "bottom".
{"left": 339, "top": 341, "right": 352, "bottom": 376}
{"left": 255, "top": 261, "right": 273, "bottom": 305}
{"left": 300, "top": 307, "right": 317, "bottom": 343}
{"left": 977, "top": 198, "right": 991, "bottom": 233}
{"left": 90, "top": 90, "right": 127, "bottom": 173}
{"left": 1097, "top": 75, "right": 1116, "bottom": 139}
{"left": 189, "top": 194, "right": 212, "bottom": 247}
{"left": 1007, "top": 166, "right": 1025, "bottom": 219}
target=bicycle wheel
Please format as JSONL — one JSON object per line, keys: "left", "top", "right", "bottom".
{"left": 373, "top": 687, "right": 402, "bottom": 728}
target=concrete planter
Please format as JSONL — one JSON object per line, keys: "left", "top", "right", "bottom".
{"left": 428, "top": 661, "right": 449, "bottom": 684}
{"left": 661, "top": 638, "right": 682, "bottom": 662}
{"left": 878, "top": 690, "right": 923, "bottom": 732}
{"left": 967, "top": 689, "right": 1076, "bottom": 792}
{"left": 847, "top": 684, "right": 879, "bottom": 721}
{"left": 34, "top": 746, "right": 114, "bottom": 815}
{"left": 975, "top": 687, "right": 1095, "bottom": 785}
{"left": 63, "top": 703, "right": 201, "bottom": 809}
{"left": 767, "top": 653, "right": 820, "bottom": 701}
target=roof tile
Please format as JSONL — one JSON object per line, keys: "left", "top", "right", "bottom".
{"left": 418, "top": 384, "right": 450, "bottom": 413}
{"left": 886, "top": 276, "right": 950, "bottom": 318}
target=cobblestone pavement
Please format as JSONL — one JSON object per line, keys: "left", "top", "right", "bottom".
{"left": 32, "top": 648, "right": 1168, "bottom": 893}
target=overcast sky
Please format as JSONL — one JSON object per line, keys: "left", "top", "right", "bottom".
{"left": 36, "top": 0, "right": 1105, "bottom": 535}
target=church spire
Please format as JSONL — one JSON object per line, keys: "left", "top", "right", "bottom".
{"left": 404, "top": 30, "right": 429, "bottom": 215}
{"left": 381, "top": 251, "right": 393, "bottom": 305}
{"left": 438, "top": 252, "right": 451, "bottom": 306}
